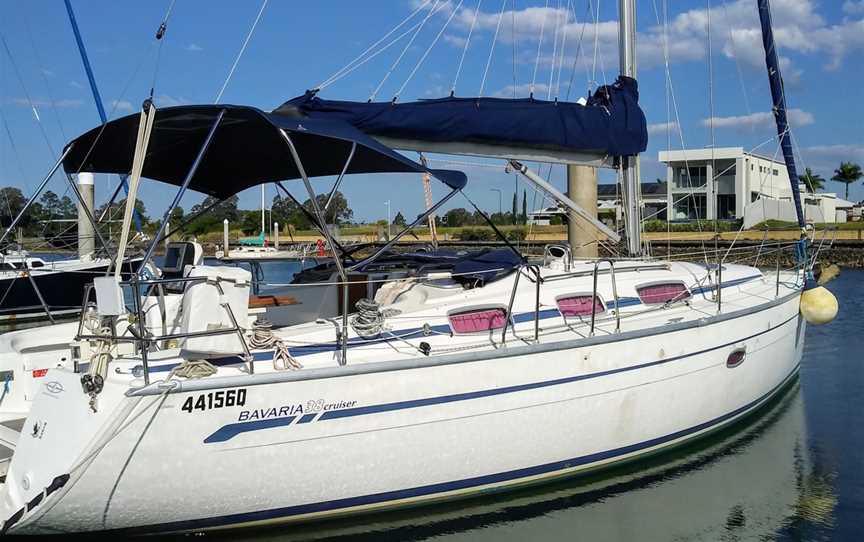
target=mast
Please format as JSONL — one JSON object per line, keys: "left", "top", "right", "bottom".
{"left": 618, "top": 0, "right": 642, "bottom": 255}
{"left": 757, "top": 0, "right": 805, "bottom": 229}
{"left": 64, "top": 0, "right": 143, "bottom": 233}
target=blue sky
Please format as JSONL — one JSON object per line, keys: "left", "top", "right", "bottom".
{"left": 1, "top": 0, "right": 862, "bottom": 223}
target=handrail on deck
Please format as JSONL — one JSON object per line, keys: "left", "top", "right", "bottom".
{"left": 591, "top": 259, "right": 620, "bottom": 336}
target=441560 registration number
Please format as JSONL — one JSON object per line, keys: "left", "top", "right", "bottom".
{"left": 181, "top": 389, "right": 247, "bottom": 413}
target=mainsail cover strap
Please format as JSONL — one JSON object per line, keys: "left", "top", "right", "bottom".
{"left": 115, "top": 101, "right": 156, "bottom": 278}
{"left": 273, "top": 76, "right": 648, "bottom": 158}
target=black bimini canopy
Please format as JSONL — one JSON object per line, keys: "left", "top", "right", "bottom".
{"left": 62, "top": 105, "right": 467, "bottom": 200}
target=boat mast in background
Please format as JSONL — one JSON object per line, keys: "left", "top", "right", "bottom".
{"left": 619, "top": 0, "right": 642, "bottom": 255}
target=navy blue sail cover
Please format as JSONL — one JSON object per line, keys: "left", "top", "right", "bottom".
{"left": 274, "top": 76, "right": 647, "bottom": 158}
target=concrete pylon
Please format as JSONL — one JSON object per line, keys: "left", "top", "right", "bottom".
{"left": 567, "top": 165, "right": 599, "bottom": 259}
{"left": 77, "top": 172, "right": 95, "bottom": 261}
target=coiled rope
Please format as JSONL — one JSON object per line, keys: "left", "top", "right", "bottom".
{"left": 351, "top": 298, "right": 401, "bottom": 338}
{"left": 249, "top": 318, "right": 301, "bottom": 371}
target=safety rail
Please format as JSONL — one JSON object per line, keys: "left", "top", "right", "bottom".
{"left": 590, "top": 259, "right": 620, "bottom": 336}
{"left": 75, "top": 274, "right": 253, "bottom": 385}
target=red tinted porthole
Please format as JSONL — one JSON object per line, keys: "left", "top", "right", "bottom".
{"left": 557, "top": 295, "right": 604, "bottom": 317}
{"left": 637, "top": 283, "right": 690, "bottom": 305}
{"left": 726, "top": 349, "right": 746, "bottom": 368}
{"left": 449, "top": 308, "right": 507, "bottom": 334}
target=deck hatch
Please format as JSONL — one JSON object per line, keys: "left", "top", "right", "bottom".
{"left": 448, "top": 308, "right": 508, "bottom": 334}
{"left": 556, "top": 295, "right": 605, "bottom": 317}
{"left": 636, "top": 282, "right": 690, "bottom": 305}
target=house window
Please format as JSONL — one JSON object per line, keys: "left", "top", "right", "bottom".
{"left": 773, "top": 169, "right": 779, "bottom": 176}
{"left": 636, "top": 283, "right": 691, "bottom": 305}
{"left": 556, "top": 295, "right": 604, "bottom": 318}
{"left": 449, "top": 308, "right": 508, "bottom": 334}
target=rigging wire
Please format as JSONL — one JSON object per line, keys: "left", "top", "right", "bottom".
{"left": 22, "top": 17, "right": 67, "bottom": 143}
{"left": 563, "top": 1, "right": 592, "bottom": 101}
{"left": 319, "top": 0, "right": 433, "bottom": 91}
{"left": 149, "top": 0, "right": 178, "bottom": 100}
{"left": 554, "top": 0, "right": 573, "bottom": 99}
{"left": 511, "top": 0, "right": 518, "bottom": 98}
{"left": 547, "top": 0, "right": 562, "bottom": 99}
{"left": 0, "top": 34, "right": 57, "bottom": 157}
{"left": 530, "top": 0, "right": 550, "bottom": 97}
{"left": 395, "top": 0, "right": 464, "bottom": 101}
{"left": 479, "top": 0, "right": 509, "bottom": 97}
{"left": 327, "top": 18, "right": 433, "bottom": 92}
{"left": 452, "top": 0, "right": 483, "bottom": 96}
{"left": 215, "top": 0, "right": 269, "bottom": 103}
{"left": 369, "top": 0, "right": 442, "bottom": 102}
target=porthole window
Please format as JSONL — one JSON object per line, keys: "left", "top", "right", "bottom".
{"left": 556, "top": 295, "right": 604, "bottom": 318}
{"left": 636, "top": 282, "right": 690, "bottom": 305}
{"left": 448, "top": 307, "right": 507, "bottom": 334}
{"left": 727, "top": 348, "right": 746, "bottom": 368}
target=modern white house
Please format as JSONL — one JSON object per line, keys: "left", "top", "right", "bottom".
{"left": 659, "top": 147, "right": 852, "bottom": 227}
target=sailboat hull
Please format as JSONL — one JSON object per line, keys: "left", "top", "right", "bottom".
{"left": 6, "top": 290, "right": 803, "bottom": 535}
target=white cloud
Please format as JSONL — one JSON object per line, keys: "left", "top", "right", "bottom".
{"left": 701, "top": 108, "right": 814, "bottom": 131}
{"left": 69, "top": 80, "right": 84, "bottom": 89}
{"left": 154, "top": 94, "right": 191, "bottom": 107}
{"left": 9, "top": 98, "right": 82, "bottom": 108}
{"left": 185, "top": 43, "right": 204, "bottom": 52}
{"left": 493, "top": 82, "right": 550, "bottom": 98}
{"left": 443, "top": 34, "right": 468, "bottom": 48}
{"left": 843, "top": 1, "right": 864, "bottom": 15}
{"left": 647, "top": 121, "right": 680, "bottom": 135}
{"left": 431, "top": 0, "right": 864, "bottom": 78}
{"left": 110, "top": 99, "right": 134, "bottom": 113}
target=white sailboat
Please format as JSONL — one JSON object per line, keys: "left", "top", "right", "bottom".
{"left": 0, "top": 0, "right": 838, "bottom": 535}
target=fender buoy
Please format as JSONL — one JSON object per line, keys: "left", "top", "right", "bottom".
{"left": 316, "top": 239, "right": 325, "bottom": 257}
{"left": 800, "top": 285, "right": 838, "bottom": 325}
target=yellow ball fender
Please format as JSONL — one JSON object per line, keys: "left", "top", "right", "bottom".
{"left": 800, "top": 286, "right": 838, "bottom": 325}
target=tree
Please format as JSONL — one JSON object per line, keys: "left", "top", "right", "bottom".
{"left": 0, "top": 187, "right": 27, "bottom": 226}
{"left": 831, "top": 162, "right": 862, "bottom": 200}
{"left": 443, "top": 207, "right": 473, "bottom": 227}
{"left": 187, "top": 195, "right": 239, "bottom": 234}
{"left": 393, "top": 211, "right": 406, "bottom": 226}
{"left": 801, "top": 168, "right": 825, "bottom": 193}
{"left": 96, "top": 197, "right": 149, "bottom": 226}
{"left": 521, "top": 190, "right": 527, "bottom": 224}
{"left": 511, "top": 192, "right": 517, "bottom": 224}
{"left": 239, "top": 210, "right": 262, "bottom": 235}
{"left": 304, "top": 191, "right": 352, "bottom": 225}
{"left": 59, "top": 195, "right": 76, "bottom": 218}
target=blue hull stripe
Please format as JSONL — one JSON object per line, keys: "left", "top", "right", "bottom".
{"left": 125, "top": 364, "right": 799, "bottom": 535}
{"left": 203, "top": 311, "right": 798, "bottom": 443}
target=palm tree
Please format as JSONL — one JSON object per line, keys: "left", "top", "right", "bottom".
{"left": 831, "top": 162, "right": 863, "bottom": 200}
{"left": 801, "top": 167, "right": 825, "bottom": 193}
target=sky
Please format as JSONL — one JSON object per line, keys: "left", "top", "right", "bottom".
{"left": 0, "top": 0, "right": 862, "bottom": 224}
